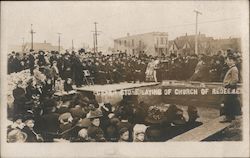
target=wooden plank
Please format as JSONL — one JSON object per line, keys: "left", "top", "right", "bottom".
{"left": 168, "top": 116, "right": 231, "bottom": 141}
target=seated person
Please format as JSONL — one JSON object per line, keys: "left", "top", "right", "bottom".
{"left": 64, "top": 78, "right": 73, "bottom": 92}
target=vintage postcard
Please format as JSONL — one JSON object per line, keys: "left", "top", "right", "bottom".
{"left": 0, "top": 1, "right": 249, "bottom": 157}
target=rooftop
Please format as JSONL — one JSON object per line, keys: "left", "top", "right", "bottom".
{"left": 114, "top": 32, "right": 168, "bottom": 40}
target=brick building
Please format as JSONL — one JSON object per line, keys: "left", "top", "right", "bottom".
{"left": 114, "top": 32, "right": 168, "bottom": 56}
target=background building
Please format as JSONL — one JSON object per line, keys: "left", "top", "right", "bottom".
{"left": 168, "top": 33, "right": 214, "bottom": 55}
{"left": 168, "top": 33, "right": 241, "bottom": 56}
{"left": 8, "top": 41, "right": 63, "bottom": 53}
{"left": 114, "top": 32, "right": 168, "bottom": 56}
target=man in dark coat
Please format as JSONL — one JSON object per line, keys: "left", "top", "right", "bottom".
{"left": 25, "top": 79, "right": 36, "bottom": 100}
{"left": 62, "top": 53, "right": 72, "bottom": 80}
{"left": 22, "top": 114, "right": 44, "bottom": 142}
{"left": 28, "top": 50, "right": 35, "bottom": 75}
{"left": 72, "top": 54, "right": 84, "bottom": 87}
{"left": 8, "top": 51, "right": 15, "bottom": 74}
{"left": 12, "top": 53, "right": 22, "bottom": 73}
{"left": 37, "top": 51, "right": 46, "bottom": 67}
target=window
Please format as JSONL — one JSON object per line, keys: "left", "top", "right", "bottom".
{"left": 161, "top": 37, "right": 164, "bottom": 44}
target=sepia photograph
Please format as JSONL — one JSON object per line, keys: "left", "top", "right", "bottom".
{"left": 0, "top": 1, "right": 249, "bottom": 157}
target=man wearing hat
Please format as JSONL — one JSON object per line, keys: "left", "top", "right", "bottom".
{"left": 220, "top": 54, "right": 241, "bottom": 123}
{"left": 13, "top": 81, "right": 26, "bottom": 116}
{"left": 12, "top": 52, "right": 22, "bottom": 73}
{"left": 37, "top": 51, "right": 46, "bottom": 68}
{"left": 62, "top": 52, "right": 72, "bottom": 80}
{"left": 87, "top": 109, "right": 106, "bottom": 142}
{"left": 22, "top": 114, "right": 44, "bottom": 142}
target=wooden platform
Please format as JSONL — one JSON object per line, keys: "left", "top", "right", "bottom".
{"left": 75, "top": 82, "right": 159, "bottom": 92}
{"left": 168, "top": 116, "right": 231, "bottom": 141}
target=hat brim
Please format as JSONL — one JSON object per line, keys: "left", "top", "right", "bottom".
{"left": 88, "top": 115, "right": 103, "bottom": 119}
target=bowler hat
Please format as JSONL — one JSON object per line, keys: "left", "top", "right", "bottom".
{"left": 23, "top": 113, "right": 35, "bottom": 122}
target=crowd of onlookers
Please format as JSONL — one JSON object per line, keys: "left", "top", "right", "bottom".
{"left": 7, "top": 48, "right": 242, "bottom": 142}
{"left": 7, "top": 49, "right": 242, "bottom": 85}
{"left": 8, "top": 80, "right": 202, "bottom": 142}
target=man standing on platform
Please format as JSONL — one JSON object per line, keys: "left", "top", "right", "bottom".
{"left": 220, "top": 54, "right": 241, "bottom": 123}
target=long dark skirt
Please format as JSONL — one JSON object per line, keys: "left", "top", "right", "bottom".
{"left": 223, "top": 94, "right": 241, "bottom": 117}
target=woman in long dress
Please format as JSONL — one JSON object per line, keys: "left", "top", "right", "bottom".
{"left": 145, "top": 59, "right": 155, "bottom": 82}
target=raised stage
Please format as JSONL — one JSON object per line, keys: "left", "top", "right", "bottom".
{"left": 75, "top": 82, "right": 160, "bottom": 92}
{"left": 74, "top": 82, "right": 160, "bottom": 105}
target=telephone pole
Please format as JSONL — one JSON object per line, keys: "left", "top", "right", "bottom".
{"left": 91, "top": 22, "right": 101, "bottom": 53}
{"left": 72, "top": 39, "right": 74, "bottom": 51}
{"left": 22, "top": 37, "right": 25, "bottom": 52}
{"left": 194, "top": 10, "right": 202, "bottom": 55}
{"left": 30, "top": 24, "right": 36, "bottom": 50}
{"left": 93, "top": 33, "right": 96, "bottom": 53}
{"left": 57, "top": 33, "right": 61, "bottom": 53}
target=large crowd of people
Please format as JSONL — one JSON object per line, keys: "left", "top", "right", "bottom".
{"left": 8, "top": 49, "right": 242, "bottom": 85}
{"left": 7, "top": 48, "right": 242, "bottom": 142}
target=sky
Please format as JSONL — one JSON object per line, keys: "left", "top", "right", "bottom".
{"left": 1, "top": 1, "right": 248, "bottom": 52}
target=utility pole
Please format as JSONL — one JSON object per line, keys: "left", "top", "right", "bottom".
{"left": 91, "top": 22, "right": 101, "bottom": 53}
{"left": 30, "top": 24, "right": 36, "bottom": 50}
{"left": 93, "top": 33, "right": 96, "bottom": 53}
{"left": 22, "top": 37, "right": 25, "bottom": 52}
{"left": 72, "top": 39, "right": 74, "bottom": 51}
{"left": 194, "top": 10, "right": 202, "bottom": 55}
{"left": 57, "top": 33, "right": 61, "bottom": 53}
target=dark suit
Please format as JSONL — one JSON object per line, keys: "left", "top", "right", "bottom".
{"left": 39, "top": 112, "right": 60, "bottom": 142}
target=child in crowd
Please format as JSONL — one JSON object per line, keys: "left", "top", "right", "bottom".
{"left": 133, "top": 124, "right": 147, "bottom": 142}
{"left": 77, "top": 128, "right": 89, "bottom": 142}
{"left": 118, "top": 127, "right": 130, "bottom": 142}
{"left": 87, "top": 109, "right": 106, "bottom": 142}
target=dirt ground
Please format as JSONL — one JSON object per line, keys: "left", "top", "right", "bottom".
{"left": 176, "top": 105, "right": 242, "bottom": 141}
{"left": 205, "top": 116, "right": 242, "bottom": 141}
